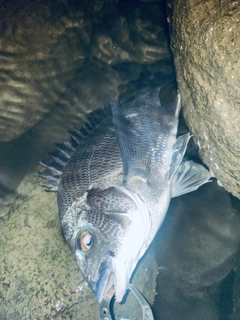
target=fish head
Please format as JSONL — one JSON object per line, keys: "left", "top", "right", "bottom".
{"left": 60, "top": 188, "right": 151, "bottom": 303}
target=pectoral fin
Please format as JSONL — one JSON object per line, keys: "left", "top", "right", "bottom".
{"left": 171, "top": 160, "right": 212, "bottom": 198}
{"left": 111, "top": 99, "right": 152, "bottom": 184}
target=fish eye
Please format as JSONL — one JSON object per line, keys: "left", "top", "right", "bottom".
{"left": 77, "top": 231, "right": 93, "bottom": 252}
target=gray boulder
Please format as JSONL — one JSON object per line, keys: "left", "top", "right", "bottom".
{"left": 167, "top": 0, "right": 240, "bottom": 198}
{"left": 0, "top": 0, "right": 89, "bottom": 142}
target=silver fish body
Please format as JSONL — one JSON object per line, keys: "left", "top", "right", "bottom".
{"left": 40, "top": 82, "right": 211, "bottom": 305}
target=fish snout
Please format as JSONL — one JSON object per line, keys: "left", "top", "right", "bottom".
{"left": 94, "top": 260, "right": 128, "bottom": 304}
{"left": 93, "top": 264, "right": 115, "bottom": 303}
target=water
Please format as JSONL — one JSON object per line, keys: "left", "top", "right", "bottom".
{"left": 0, "top": 0, "right": 240, "bottom": 319}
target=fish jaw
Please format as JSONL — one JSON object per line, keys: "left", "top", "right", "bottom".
{"left": 93, "top": 259, "right": 129, "bottom": 303}
{"left": 93, "top": 265, "right": 116, "bottom": 303}
{"left": 110, "top": 257, "right": 132, "bottom": 302}
{"left": 75, "top": 247, "right": 130, "bottom": 303}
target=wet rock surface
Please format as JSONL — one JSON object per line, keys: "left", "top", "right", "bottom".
{"left": 0, "top": 0, "right": 90, "bottom": 142}
{"left": 167, "top": 0, "right": 240, "bottom": 198}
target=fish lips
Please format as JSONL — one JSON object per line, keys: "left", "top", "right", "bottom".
{"left": 92, "top": 260, "right": 128, "bottom": 303}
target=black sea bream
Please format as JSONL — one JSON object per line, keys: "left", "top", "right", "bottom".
{"left": 40, "top": 82, "right": 211, "bottom": 306}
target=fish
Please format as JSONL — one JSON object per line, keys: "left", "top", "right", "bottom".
{"left": 39, "top": 81, "right": 211, "bottom": 310}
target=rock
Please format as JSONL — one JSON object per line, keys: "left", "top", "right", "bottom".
{"left": 0, "top": 0, "right": 90, "bottom": 142}
{"left": 167, "top": 0, "right": 240, "bottom": 198}
{"left": 153, "top": 181, "right": 240, "bottom": 320}
{"left": 91, "top": 2, "right": 170, "bottom": 65}
{"left": 0, "top": 174, "right": 98, "bottom": 320}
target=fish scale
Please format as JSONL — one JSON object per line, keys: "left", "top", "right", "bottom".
{"left": 58, "top": 123, "right": 123, "bottom": 218}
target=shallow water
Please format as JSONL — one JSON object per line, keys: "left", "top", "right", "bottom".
{"left": 0, "top": 1, "right": 240, "bottom": 319}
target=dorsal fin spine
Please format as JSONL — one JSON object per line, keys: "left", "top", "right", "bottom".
{"left": 39, "top": 104, "right": 112, "bottom": 191}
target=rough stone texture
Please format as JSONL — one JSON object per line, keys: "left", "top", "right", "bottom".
{"left": 0, "top": 0, "right": 90, "bottom": 142}
{"left": 0, "top": 172, "right": 157, "bottom": 320}
{"left": 0, "top": 0, "right": 170, "bottom": 142}
{"left": 90, "top": 3, "right": 170, "bottom": 65}
{"left": 167, "top": 0, "right": 240, "bottom": 198}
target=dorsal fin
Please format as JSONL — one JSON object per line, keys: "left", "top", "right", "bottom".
{"left": 38, "top": 104, "right": 112, "bottom": 191}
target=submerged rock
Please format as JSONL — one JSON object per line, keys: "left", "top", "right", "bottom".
{"left": 153, "top": 181, "right": 240, "bottom": 320}
{"left": 0, "top": 0, "right": 90, "bottom": 142}
{"left": 167, "top": 0, "right": 240, "bottom": 198}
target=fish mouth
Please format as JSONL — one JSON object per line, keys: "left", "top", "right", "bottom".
{"left": 94, "top": 262, "right": 128, "bottom": 303}
{"left": 95, "top": 266, "right": 115, "bottom": 303}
